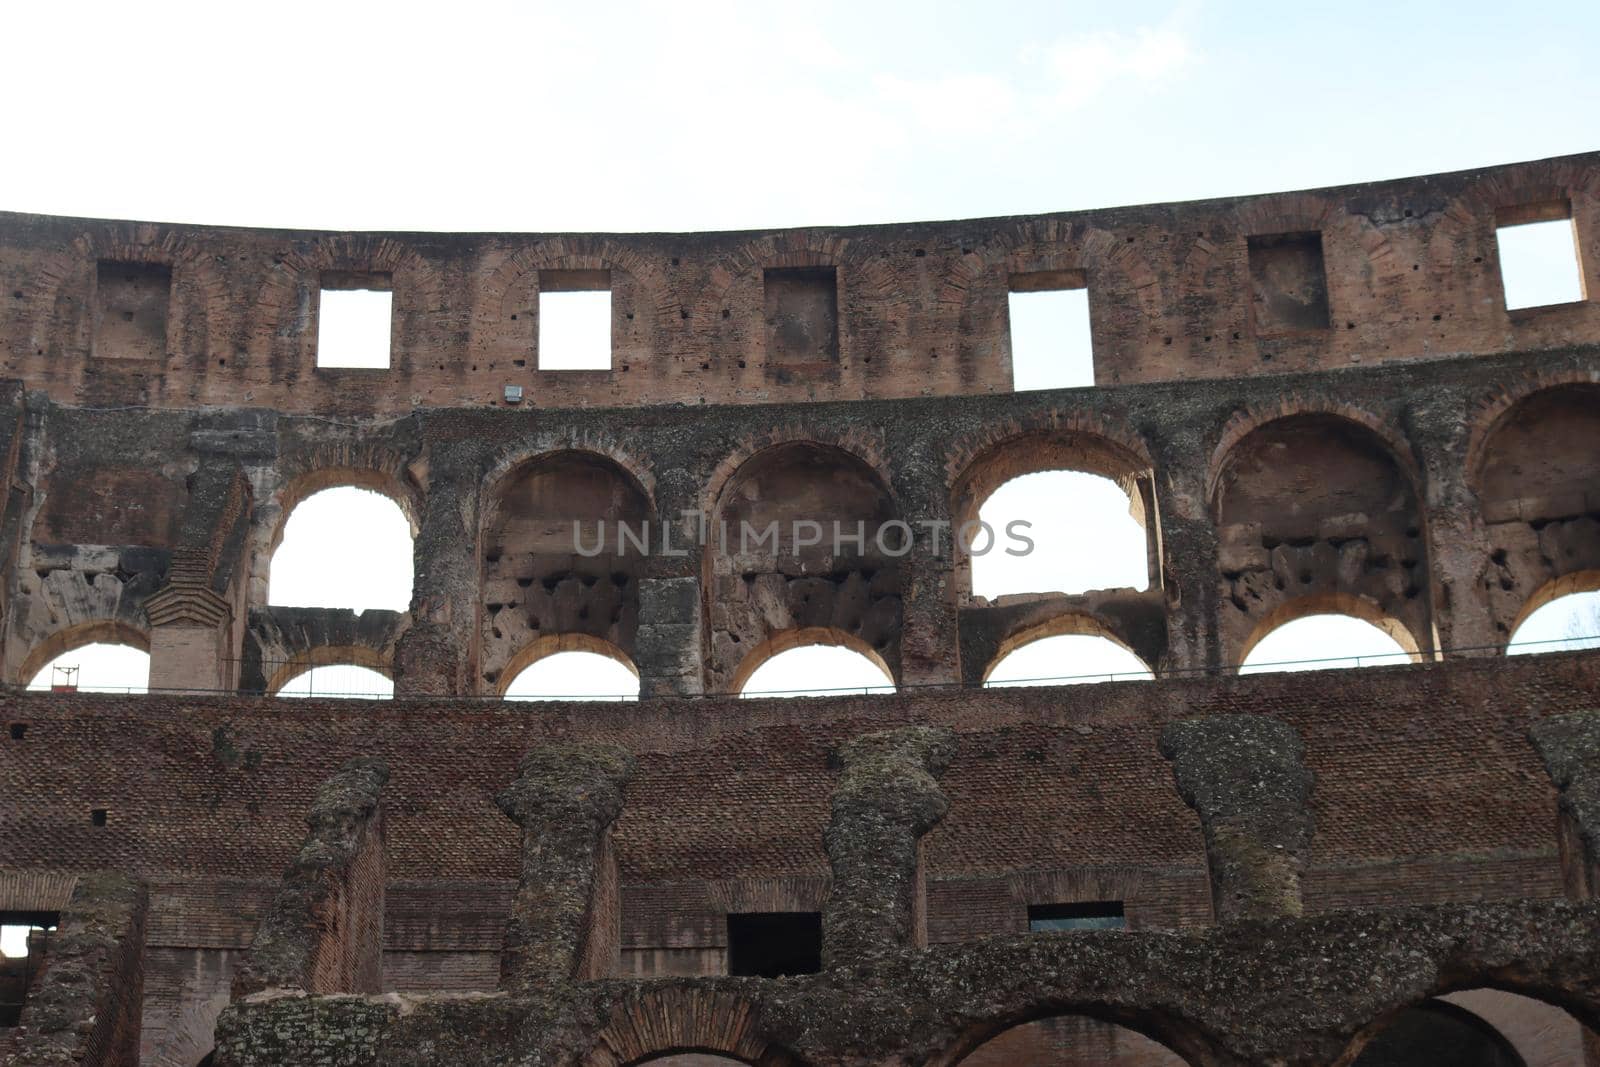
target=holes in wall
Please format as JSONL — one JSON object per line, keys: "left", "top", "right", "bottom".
{"left": 985, "top": 633, "right": 1153, "bottom": 687}
{"left": 763, "top": 267, "right": 839, "bottom": 365}
{"left": 93, "top": 261, "right": 171, "bottom": 360}
{"left": 1008, "top": 271, "right": 1093, "bottom": 390}
{"left": 1495, "top": 202, "right": 1585, "bottom": 310}
{"left": 317, "top": 272, "right": 393, "bottom": 369}
{"left": 1027, "top": 900, "right": 1126, "bottom": 932}
{"left": 726, "top": 912, "right": 822, "bottom": 978}
{"left": 1246, "top": 231, "right": 1330, "bottom": 334}
{"left": 538, "top": 270, "right": 612, "bottom": 370}
{"left": 7, "top": 724, "right": 24, "bottom": 740}
{"left": 276, "top": 664, "right": 394, "bottom": 699}
{"left": 1239, "top": 613, "right": 1413, "bottom": 674}
{"left": 269, "top": 487, "right": 413, "bottom": 612}
{"left": 90, "top": 809, "right": 108, "bottom": 827}
{"left": 26, "top": 643, "right": 149, "bottom": 694}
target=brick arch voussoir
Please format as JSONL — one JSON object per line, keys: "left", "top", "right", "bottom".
{"left": 1206, "top": 397, "right": 1422, "bottom": 511}
{"left": 1463, "top": 368, "right": 1600, "bottom": 496}
{"left": 31, "top": 227, "right": 212, "bottom": 356}
{"left": 251, "top": 235, "right": 444, "bottom": 350}
{"left": 944, "top": 407, "right": 1154, "bottom": 492}
{"left": 700, "top": 425, "right": 897, "bottom": 519}
{"left": 477, "top": 237, "right": 665, "bottom": 329}
{"left": 582, "top": 986, "right": 798, "bottom": 1067}
{"left": 482, "top": 433, "right": 659, "bottom": 521}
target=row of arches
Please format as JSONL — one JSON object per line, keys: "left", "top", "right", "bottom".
{"left": 19, "top": 380, "right": 1600, "bottom": 697}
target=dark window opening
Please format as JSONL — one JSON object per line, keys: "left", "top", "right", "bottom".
{"left": 7, "top": 723, "right": 24, "bottom": 740}
{"left": 727, "top": 911, "right": 822, "bottom": 977}
{"left": 1247, "top": 231, "right": 1330, "bottom": 334}
{"left": 763, "top": 267, "right": 839, "bottom": 366}
{"left": 1028, "top": 900, "right": 1126, "bottom": 932}
{"left": 90, "top": 808, "right": 108, "bottom": 827}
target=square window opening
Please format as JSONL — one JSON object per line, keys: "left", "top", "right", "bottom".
{"left": 726, "top": 911, "right": 822, "bottom": 977}
{"left": 90, "top": 808, "right": 108, "bottom": 827}
{"left": 317, "top": 276, "right": 393, "bottom": 369}
{"left": 1495, "top": 204, "right": 1584, "bottom": 310}
{"left": 1246, "top": 232, "right": 1330, "bottom": 334}
{"left": 1008, "top": 273, "right": 1093, "bottom": 391}
{"left": 539, "top": 270, "right": 612, "bottom": 370}
{"left": 1027, "top": 900, "right": 1126, "bottom": 933}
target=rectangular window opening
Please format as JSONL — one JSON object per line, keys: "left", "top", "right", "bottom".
{"left": 1008, "top": 272, "right": 1093, "bottom": 391}
{"left": 763, "top": 267, "right": 840, "bottom": 366}
{"left": 1, "top": 911, "right": 59, "bottom": 1027}
{"left": 93, "top": 260, "right": 171, "bottom": 360}
{"left": 539, "top": 270, "right": 612, "bottom": 370}
{"left": 726, "top": 911, "right": 822, "bottom": 977}
{"left": 1496, "top": 203, "right": 1585, "bottom": 311}
{"left": 317, "top": 273, "right": 393, "bottom": 369}
{"left": 1027, "top": 900, "right": 1126, "bottom": 933}
{"left": 1246, "top": 231, "right": 1330, "bottom": 334}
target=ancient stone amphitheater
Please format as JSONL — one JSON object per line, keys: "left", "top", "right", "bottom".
{"left": 1, "top": 152, "right": 1599, "bottom": 1066}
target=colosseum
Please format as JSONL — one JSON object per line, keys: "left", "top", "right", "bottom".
{"left": 0, "top": 151, "right": 1598, "bottom": 1066}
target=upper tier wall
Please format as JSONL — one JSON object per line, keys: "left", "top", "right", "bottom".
{"left": 1, "top": 153, "right": 1596, "bottom": 414}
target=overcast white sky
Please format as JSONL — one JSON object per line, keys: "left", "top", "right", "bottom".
{"left": 9, "top": 0, "right": 1599, "bottom": 696}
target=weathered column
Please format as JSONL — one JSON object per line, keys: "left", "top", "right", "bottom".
{"left": 1159, "top": 715, "right": 1313, "bottom": 922}
{"left": 634, "top": 577, "right": 704, "bottom": 697}
{"left": 821, "top": 726, "right": 955, "bottom": 968}
{"left": 394, "top": 443, "right": 481, "bottom": 696}
{"left": 232, "top": 757, "right": 389, "bottom": 997}
{"left": 5, "top": 871, "right": 147, "bottom": 1067}
{"left": 1529, "top": 712, "right": 1600, "bottom": 899}
{"left": 495, "top": 744, "right": 635, "bottom": 991}
{"left": 145, "top": 463, "right": 253, "bottom": 693}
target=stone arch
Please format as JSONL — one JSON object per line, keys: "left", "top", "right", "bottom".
{"left": 1210, "top": 407, "right": 1432, "bottom": 666}
{"left": 929, "top": 1004, "right": 1204, "bottom": 1067}
{"left": 582, "top": 987, "right": 800, "bottom": 1067}
{"left": 947, "top": 417, "right": 1159, "bottom": 601}
{"left": 265, "top": 644, "right": 393, "bottom": 696}
{"left": 979, "top": 612, "right": 1157, "bottom": 686}
{"left": 728, "top": 625, "right": 895, "bottom": 696}
{"left": 1470, "top": 381, "right": 1600, "bottom": 641}
{"left": 1237, "top": 591, "right": 1424, "bottom": 669}
{"left": 15, "top": 619, "right": 150, "bottom": 687}
{"left": 1503, "top": 570, "right": 1600, "bottom": 653}
{"left": 1340, "top": 984, "right": 1600, "bottom": 1067}
{"left": 495, "top": 632, "right": 640, "bottom": 698}
{"left": 704, "top": 438, "right": 903, "bottom": 694}
{"left": 479, "top": 449, "right": 654, "bottom": 693}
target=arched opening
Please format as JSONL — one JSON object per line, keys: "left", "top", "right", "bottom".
{"left": 706, "top": 441, "right": 903, "bottom": 693}
{"left": 21, "top": 623, "right": 150, "bottom": 693}
{"left": 1348, "top": 988, "right": 1596, "bottom": 1067}
{"left": 629, "top": 1056, "right": 747, "bottom": 1066}
{"left": 1506, "top": 576, "right": 1600, "bottom": 656}
{"left": 985, "top": 623, "right": 1154, "bottom": 687}
{"left": 1212, "top": 412, "right": 1430, "bottom": 665}
{"left": 952, "top": 432, "right": 1157, "bottom": 602}
{"left": 954, "top": 1014, "right": 1187, "bottom": 1066}
{"left": 1238, "top": 596, "right": 1419, "bottom": 674}
{"left": 1474, "top": 384, "right": 1600, "bottom": 643}
{"left": 734, "top": 627, "right": 895, "bottom": 698}
{"left": 275, "top": 664, "right": 393, "bottom": 699}
{"left": 481, "top": 451, "right": 651, "bottom": 694}
{"left": 268, "top": 486, "right": 413, "bottom": 612}
{"left": 500, "top": 634, "right": 640, "bottom": 701}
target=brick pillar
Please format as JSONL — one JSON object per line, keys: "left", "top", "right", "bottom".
{"left": 232, "top": 757, "right": 389, "bottom": 997}
{"left": 394, "top": 469, "right": 478, "bottom": 696}
{"left": 494, "top": 744, "right": 635, "bottom": 992}
{"left": 634, "top": 577, "right": 703, "bottom": 697}
{"left": 821, "top": 726, "right": 955, "bottom": 968}
{"left": 145, "top": 588, "right": 234, "bottom": 693}
{"left": 6, "top": 871, "right": 147, "bottom": 1067}
{"left": 1529, "top": 712, "right": 1600, "bottom": 899}
{"left": 1159, "top": 715, "right": 1314, "bottom": 922}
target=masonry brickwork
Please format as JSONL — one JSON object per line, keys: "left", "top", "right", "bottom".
{"left": 0, "top": 153, "right": 1598, "bottom": 1065}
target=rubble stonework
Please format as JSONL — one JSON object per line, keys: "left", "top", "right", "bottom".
{"left": 1, "top": 153, "right": 1600, "bottom": 1064}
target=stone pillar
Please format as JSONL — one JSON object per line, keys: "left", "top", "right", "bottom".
{"left": 1529, "top": 712, "right": 1600, "bottom": 899}
{"left": 495, "top": 744, "right": 635, "bottom": 992}
{"left": 5, "top": 871, "right": 147, "bottom": 1067}
{"left": 146, "top": 588, "right": 235, "bottom": 693}
{"left": 1159, "top": 715, "right": 1313, "bottom": 922}
{"left": 394, "top": 455, "right": 479, "bottom": 696}
{"left": 634, "top": 577, "right": 703, "bottom": 697}
{"left": 821, "top": 726, "right": 955, "bottom": 969}
{"left": 232, "top": 757, "right": 389, "bottom": 997}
